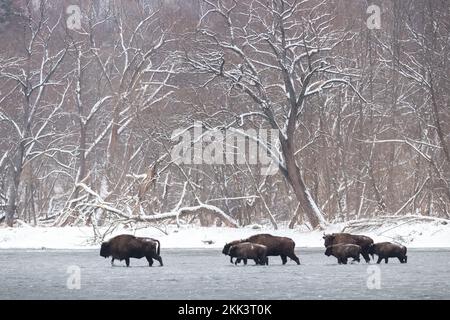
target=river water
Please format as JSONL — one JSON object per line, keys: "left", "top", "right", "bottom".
{"left": 0, "top": 248, "right": 448, "bottom": 299}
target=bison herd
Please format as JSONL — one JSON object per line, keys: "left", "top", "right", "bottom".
{"left": 100, "top": 232, "right": 408, "bottom": 267}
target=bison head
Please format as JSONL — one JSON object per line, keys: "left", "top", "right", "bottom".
{"left": 228, "top": 245, "right": 237, "bottom": 256}
{"left": 222, "top": 240, "right": 241, "bottom": 255}
{"left": 100, "top": 242, "right": 111, "bottom": 258}
{"left": 323, "top": 234, "right": 335, "bottom": 247}
{"left": 324, "top": 246, "right": 332, "bottom": 256}
{"left": 222, "top": 243, "right": 232, "bottom": 255}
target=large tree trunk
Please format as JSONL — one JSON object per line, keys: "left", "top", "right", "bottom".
{"left": 5, "top": 185, "right": 17, "bottom": 227}
{"left": 280, "top": 135, "right": 326, "bottom": 229}
{"left": 72, "top": 122, "right": 87, "bottom": 204}
{"left": 5, "top": 142, "right": 25, "bottom": 227}
{"left": 64, "top": 53, "right": 88, "bottom": 226}
{"left": 6, "top": 87, "right": 30, "bottom": 227}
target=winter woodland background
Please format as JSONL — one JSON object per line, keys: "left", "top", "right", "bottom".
{"left": 0, "top": 0, "right": 449, "bottom": 236}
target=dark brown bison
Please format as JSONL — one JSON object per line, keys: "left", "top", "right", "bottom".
{"left": 100, "top": 234, "right": 163, "bottom": 267}
{"left": 325, "top": 244, "right": 361, "bottom": 264}
{"left": 222, "top": 239, "right": 241, "bottom": 264}
{"left": 222, "top": 234, "right": 300, "bottom": 265}
{"left": 368, "top": 242, "right": 407, "bottom": 264}
{"left": 228, "top": 242, "right": 268, "bottom": 265}
{"left": 323, "top": 233, "right": 374, "bottom": 263}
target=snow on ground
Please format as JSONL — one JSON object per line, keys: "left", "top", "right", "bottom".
{"left": 0, "top": 216, "right": 449, "bottom": 249}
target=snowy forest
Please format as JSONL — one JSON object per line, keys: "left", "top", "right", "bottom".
{"left": 0, "top": 0, "right": 449, "bottom": 232}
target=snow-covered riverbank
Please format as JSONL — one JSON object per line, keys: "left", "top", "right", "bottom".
{"left": 1, "top": 215, "right": 449, "bottom": 249}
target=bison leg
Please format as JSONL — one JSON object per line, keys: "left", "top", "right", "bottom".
{"left": 337, "top": 258, "right": 342, "bottom": 264}
{"left": 235, "top": 258, "right": 241, "bottom": 265}
{"left": 361, "top": 251, "right": 371, "bottom": 263}
{"left": 111, "top": 258, "right": 115, "bottom": 266}
{"left": 288, "top": 253, "right": 300, "bottom": 265}
{"left": 230, "top": 256, "right": 234, "bottom": 264}
{"left": 243, "top": 258, "right": 248, "bottom": 265}
{"left": 376, "top": 256, "right": 382, "bottom": 264}
{"left": 353, "top": 255, "right": 360, "bottom": 263}
{"left": 384, "top": 257, "right": 389, "bottom": 264}
{"left": 154, "top": 255, "right": 163, "bottom": 266}
{"left": 280, "top": 255, "right": 287, "bottom": 265}
{"left": 146, "top": 256, "right": 154, "bottom": 267}
{"left": 342, "top": 257, "right": 348, "bottom": 264}
{"left": 125, "top": 258, "right": 130, "bottom": 267}
{"left": 257, "top": 257, "right": 267, "bottom": 265}
{"left": 404, "top": 255, "right": 407, "bottom": 263}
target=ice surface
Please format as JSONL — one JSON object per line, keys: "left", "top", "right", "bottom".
{"left": 0, "top": 248, "right": 448, "bottom": 299}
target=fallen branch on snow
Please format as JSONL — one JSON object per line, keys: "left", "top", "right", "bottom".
{"left": 342, "top": 215, "right": 449, "bottom": 233}
{"left": 58, "top": 182, "right": 239, "bottom": 228}
{"left": 134, "top": 203, "right": 239, "bottom": 228}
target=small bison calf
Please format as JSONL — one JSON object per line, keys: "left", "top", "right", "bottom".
{"left": 369, "top": 242, "right": 407, "bottom": 264}
{"left": 228, "top": 242, "right": 268, "bottom": 265}
{"left": 325, "top": 244, "right": 361, "bottom": 264}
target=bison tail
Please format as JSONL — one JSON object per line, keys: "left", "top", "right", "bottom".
{"left": 155, "top": 239, "right": 160, "bottom": 255}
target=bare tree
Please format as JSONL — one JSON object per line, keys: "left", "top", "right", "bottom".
{"left": 183, "top": 0, "right": 366, "bottom": 228}
{"left": 1, "top": 0, "right": 449, "bottom": 230}
{"left": 0, "top": 1, "right": 69, "bottom": 226}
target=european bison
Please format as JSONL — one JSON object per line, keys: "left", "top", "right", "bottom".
{"left": 323, "top": 233, "right": 374, "bottom": 263}
{"left": 222, "top": 239, "right": 241, "bottom": 264}
{"left": 325, "top": 244, "right": 362, "bottom": 264}
{"left": 223, "top": 234, "right": 300, "bottom": 265}
{"left": 369, "top": 242, "right": 407, "bottom": 264}
{"left": 100, "top": 234, "right": 163, "bottom": 267}
{"left": 228, "top": 242, "right": 268, "bottom": 265}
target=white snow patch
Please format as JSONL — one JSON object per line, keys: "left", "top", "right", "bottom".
{"left": 0, "top": 217, "right": 449, "bottom": 249}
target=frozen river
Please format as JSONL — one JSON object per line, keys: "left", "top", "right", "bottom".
{"left": 0, "top": 248, "right": 449, "bottom": 299}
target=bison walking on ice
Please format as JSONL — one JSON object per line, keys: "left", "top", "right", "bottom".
{"left": 369, "top": 242, "right": 407, "bottom": 264}
{"left": 323, "top": 233, "right": 374, "bottom": 263}
{"left": 100, "top": 234, "right": 163, "bottom": 267}
{"left": 324, "top": 244, "right": 362, "bottom": 264}
{"left": 222, "top": 234, "right": 300, "bottom": 265}
{"left": 228, "top": 242, "right": 268, "bottom": 265}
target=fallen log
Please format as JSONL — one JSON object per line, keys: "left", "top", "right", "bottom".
{"left": 134, "top": 203, "right": 239, "bottom": 228}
